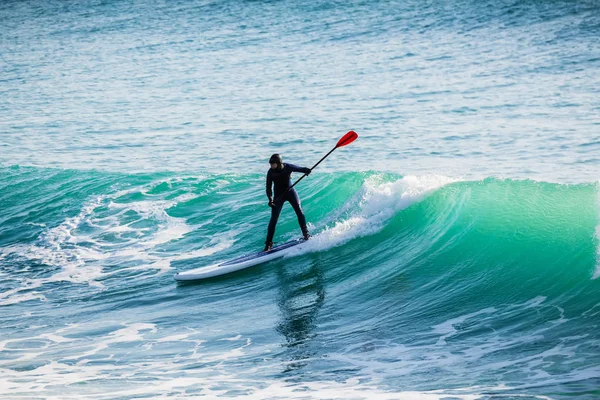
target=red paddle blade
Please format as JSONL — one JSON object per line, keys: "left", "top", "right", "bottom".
{"left": 336, "top": 130, "right": 358, "bottom": 148}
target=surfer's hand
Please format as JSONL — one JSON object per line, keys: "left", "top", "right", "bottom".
{"left": 268, "top": 201, "right": 275, "bottom": 208}
{"left": 305, "top": 169, "right": 311, "bottom": 176}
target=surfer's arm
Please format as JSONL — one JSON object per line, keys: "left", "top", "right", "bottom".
{"left": 266, "top": 171, "right": 273, "bottom": 202}
{"left": 287, "top": 163, "right": 311, "bottom": 175}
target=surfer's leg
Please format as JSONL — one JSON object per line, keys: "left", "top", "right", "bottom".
{"left": 265, "top": 199, "right": 284, "bottom": 247}
{"left": 289, "top": 190, "right": 310, "bottom": 239}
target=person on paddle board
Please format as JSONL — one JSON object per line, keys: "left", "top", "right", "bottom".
{"left": 265, "top": 154, "right": 311, "bottom": 251}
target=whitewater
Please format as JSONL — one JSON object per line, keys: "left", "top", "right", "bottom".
{"left": 1, "top": 0, "right": 599, "bottom": 399}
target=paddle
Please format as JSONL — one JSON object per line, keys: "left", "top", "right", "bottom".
{"left": 274, "top": 130, "right": 358, "bottom": 202}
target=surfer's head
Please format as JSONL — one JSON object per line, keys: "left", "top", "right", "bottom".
{"left": 269, "top": 154, "right": 283, "bottom": 170}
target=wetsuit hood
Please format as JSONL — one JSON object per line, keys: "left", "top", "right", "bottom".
{"left": 269, "top": 154, "right": 283, "bottom": 170}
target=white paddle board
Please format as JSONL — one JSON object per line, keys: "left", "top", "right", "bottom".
{"left": 174, "top": 238, "right": 307, "bottom": 281}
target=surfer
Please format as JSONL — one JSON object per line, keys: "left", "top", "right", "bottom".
{"left": 265, "top": 154, "right": 312, "bottom": 251}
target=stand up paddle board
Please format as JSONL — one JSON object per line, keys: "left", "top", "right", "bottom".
{"left": 174, "top": 238, "right": 307, "bottom": 281}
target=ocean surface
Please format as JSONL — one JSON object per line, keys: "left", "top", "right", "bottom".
{"left": 1, "top": 0, "right": 599, "bottom": 399}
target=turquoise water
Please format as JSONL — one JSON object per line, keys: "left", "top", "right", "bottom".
{"left": 1, "top": 0, "right": 600, "bottom": 399}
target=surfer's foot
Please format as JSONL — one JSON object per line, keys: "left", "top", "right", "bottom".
{"left": 303, "top": 232, "right": 311, "bottom": 241}
{"left": 264, "top": 241, "right": 273, "bottom": 252}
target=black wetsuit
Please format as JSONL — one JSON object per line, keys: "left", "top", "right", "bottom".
{"left": 266, "top": 163, "right": 311, "bottom": 244}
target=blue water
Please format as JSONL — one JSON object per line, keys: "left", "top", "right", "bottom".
{"left": 1, "top": 0, "right": 600, "bottom": 399}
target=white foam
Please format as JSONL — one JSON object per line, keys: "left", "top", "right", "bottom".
{"left": 582, "top": 302, "right": 600, "bottom": 318}
{"left": 25, "top": 222, "right": 47, "bottom": 227}
{"left": 522, "top": 296, "right": 547, "bottom": 309}
{"left": 39, "top": 333, "right": 75, "bottom": 344}
{"left": 0, "top": 291, "right": 47, "bottom": 306}
{"left": 0, "top": 179, "right": 206, "bottom": 301}
{"left": 0, "top": 279, "right": 46, "bottom": 307}
{"left": 174, "top": 192, "right": 200, "bottom": 203}
{"left": 105, "top": 198, "right": 193, "bottom": 248}
{"left": 220, "top": 334, "right": 243, "bottom": 341}
{"left": 290, "top": 174, "right": 457, "bottom": 255}
{"left": 0, "top": 195, "right": 110, "bottom": 292}
{"left": 106, "top": 323, "right": 157, "bottom": 343}
{"left": 155, "top": 333, "right": 192, "bottom": 343}
{"left": 61, "top": 344, "right": 109, "bottom": 361}
{"left": 433, "top": 307, "right": 497, "bottom": 346}
{"left": 411, "top": 300, "right": 584, "bottom": 382}
{"left": 0, "top": 318, "right": 562, "bottom": 400}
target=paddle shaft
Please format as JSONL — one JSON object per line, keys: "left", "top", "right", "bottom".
{"left": 273, "top": 145, "right": 337, "bottom": 203}
{"left": 290, "top": 146, "right": 337, "bottom": 190}
{"left": 271, "top": 130, "right": 357, "bottom": 204}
